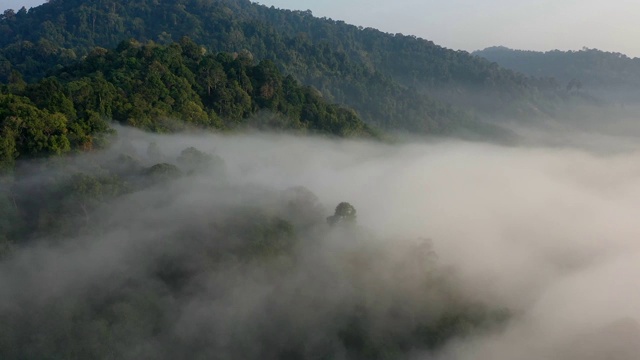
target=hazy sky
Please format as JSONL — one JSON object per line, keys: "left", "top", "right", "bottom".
{"left": 4, "top": 0, "right": 640, "bottom": 57}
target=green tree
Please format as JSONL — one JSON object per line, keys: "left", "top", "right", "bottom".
{"left": 327, "top": 201, "right": 357, "bottom": 226}
{"left": 0, "top": 94, "right": 71, "bottom": 161}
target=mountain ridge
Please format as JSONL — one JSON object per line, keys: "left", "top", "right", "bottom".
{"left": 0, "top": 0, "right": 578, "bottom": 134}
{"left": 473, "top": 46, "right": 640, "bottom": 103}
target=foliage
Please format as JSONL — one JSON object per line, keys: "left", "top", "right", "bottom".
{"left": 474, "top": 46, "right": 640, "bottom": 103}
{"left": 0, "top": 0, "right": 574, "bottom": 134}
{"left": 0, "top": 39, "right": 376, "bottom": 170}
{"left": 0, "top": 3, "right": 523, "bottom": 356}
{"left": 327, "top": 201, "right": 357, "bottom": 226}
{"left": 0, "top": 143, "right": 508, "bottom": 359}
{"left": 0, "top": 93, "right": 71, "bottom": 169}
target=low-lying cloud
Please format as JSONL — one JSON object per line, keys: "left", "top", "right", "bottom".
{"left": 2, "top": 126, "right": 640, "bottom": 359}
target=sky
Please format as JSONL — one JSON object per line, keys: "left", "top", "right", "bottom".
{"left": 3, "top": 0, "right": 640, "bottom": 57}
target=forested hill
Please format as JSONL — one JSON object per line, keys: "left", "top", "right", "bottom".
{"left": 474, "top": 46, "right": 640, "bottom": 103}
{"left": 1, "top": 0, "right": 572, "bottom": 133}
{"left": 0, "top": 38, "right": 377, "bottom": 171}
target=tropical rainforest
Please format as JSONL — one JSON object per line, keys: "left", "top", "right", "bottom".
{"left": 1, "top": 0, "right": 601, "bottom": 142}
{"left": 0, "top": 0, "right": 635, "bottom": 359}
{"left": 474, "top": 46, "right": 640, "bottom": 104}
{"left": 0, "top": 37, "right": 378, "bottom": 171}
{"left": 0, "top": 130, "right": 512, "bottom": 359}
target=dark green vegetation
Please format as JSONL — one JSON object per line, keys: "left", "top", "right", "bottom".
{"left": 0, "top": 1, "right": 523, "bottom": 357}
{"left": 0, "top": 139, "right": 507, "bottom": 359}
{"left": 1, "top": 0, "right": 589, "bottom": 140}
{"left": 327, "top": 201, "right": 357, "bottom": 226}
{"left": 474, "top": 46, "right": 640, "bottom": 103}
{"left": 0, "top": 38, "right": 376, "bottom": 170}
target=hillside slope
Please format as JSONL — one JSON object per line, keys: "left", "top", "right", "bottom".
{"left": 474, "top": 46, "right": 640, "bottom": 103}
{"left": 0, "top": 38, "right": 376, "bottom": 170}
{"left": 1, "top": 0, "right": 570, "bottom": 132}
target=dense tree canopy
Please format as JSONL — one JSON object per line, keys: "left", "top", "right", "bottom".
{"left": 0, "top": 140, "right": 508, "bottom": 359}
{"left": 0, "top": 2, "right": 526, "bottom": 357}
{"left": 0, "top": 38, "right": 377, "bottom": 170}
{"left": 0, "top": 0, "right": 584, "bottom": 135}
{"left": 474, "top": 46, "right": 640, "bottom": 103}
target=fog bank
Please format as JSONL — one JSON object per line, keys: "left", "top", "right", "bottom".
{"left": 3, "top": 127, "right": 640, "bottom": 358}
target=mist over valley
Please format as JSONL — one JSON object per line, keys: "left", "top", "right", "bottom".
{"left": 2, "top": 0, "right": 640, "bottom": 359}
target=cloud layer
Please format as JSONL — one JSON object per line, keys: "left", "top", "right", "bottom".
{"left": 3, "top": 127, "right": 640, "bottom": 358}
